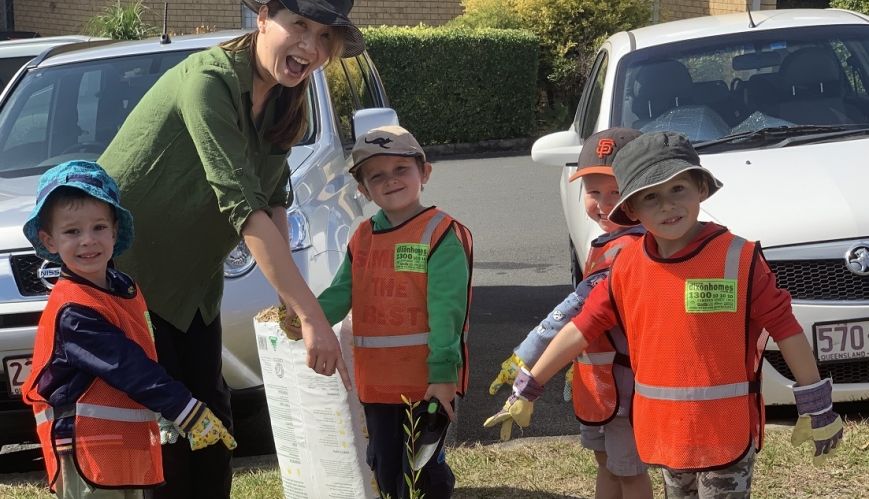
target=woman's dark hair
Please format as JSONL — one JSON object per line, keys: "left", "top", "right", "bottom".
{"left": 221, "top": 0, "right": 344, "bottom": 150}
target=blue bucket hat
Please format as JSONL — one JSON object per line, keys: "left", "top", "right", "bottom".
{"left": 23, "top": 160, "right": 134, "bottom": 264}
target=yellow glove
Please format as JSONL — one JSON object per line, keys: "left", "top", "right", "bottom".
{"left": 563, "top": 365, "right": 574, "bottom": 402}
{"left": 483, "top": 396, "right": 534, "bottom": 442}
{"left": 791, "top": 413, "right": 844, "bottom": 466}
{"left": 178, "top": 400, "right": 238, "bottom": 451}
{"left": 488, "top": 353, "right": 526, "bottom": 395}
{"left": 483, "top": 368, "right": 543, "bottom": 441}
{"left": 791, "top": 378, "right": 844, "bottom": 466}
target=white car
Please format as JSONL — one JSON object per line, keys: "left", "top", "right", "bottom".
{"left": 532, "top": 8, "right": 869, "bottom": 405}
{"left": 0, "top": 31, "right": 394, "bottom": 444}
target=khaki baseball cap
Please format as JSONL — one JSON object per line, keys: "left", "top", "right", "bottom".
{"left": 350, "top": 125, "right": 426, "bottom": 175}
{"left": 568, "top": 128, "right": 643, "bottom": 182}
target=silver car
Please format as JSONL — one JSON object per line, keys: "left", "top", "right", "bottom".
{"left": 0, "top": 30, "right": 396, "bottom": 444}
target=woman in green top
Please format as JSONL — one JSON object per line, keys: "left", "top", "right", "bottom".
{"left": 98, "top": 1, "right": 363, "bottom": 497}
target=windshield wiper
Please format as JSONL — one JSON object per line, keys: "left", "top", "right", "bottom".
{"left": 693, "top": 125, "right": 853, "bottom": 150}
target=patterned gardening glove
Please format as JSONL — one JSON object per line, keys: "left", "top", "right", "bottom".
{"left": 176, "top": 400, "right": 238, "bottom": 451}
{"left": 563, "top": 364, "right": 574, "bottom": 402}
{"left": 791, "top": 378, "right": 843, "bottom": 466}
{"left": 488, "top": 352, "right": 526, "bottom": 395}
{"left": 158, "top": 415, "right": 181, "bottom": 445}
{"left": 483, "top": 368, "right": 544, "bottom": 441}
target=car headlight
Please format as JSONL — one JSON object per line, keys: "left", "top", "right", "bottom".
{"left": 288, "top": 209, "right": 311, "bottom": 252}
{"left": 224, "top": 240, "right": 256, "bottom": 278}
{"left": 222, "top": 209, "right": 311, "bottom": 278}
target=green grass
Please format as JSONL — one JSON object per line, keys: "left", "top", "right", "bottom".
{"left": 2, "top": 422, "right": 867, "bottom": 498}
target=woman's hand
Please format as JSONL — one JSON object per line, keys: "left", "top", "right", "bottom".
{"left": 423, "top": 383, "right": 457, "bottom": 421}
{"left": 242, "top": 210, "right": 352, "bottom": 389}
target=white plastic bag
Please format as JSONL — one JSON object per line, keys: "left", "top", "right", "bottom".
{"left": 255, "top": 312, "right": 377, "bottom": 498}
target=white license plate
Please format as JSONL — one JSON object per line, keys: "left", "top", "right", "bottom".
{"left": 3, "top": 356, "right": 32, "bottom": 396}
{"left": 813, "top": 319, "right": 869, "bottom": 364}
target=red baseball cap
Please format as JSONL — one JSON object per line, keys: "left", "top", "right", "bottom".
{"left": 568, "top": 128, "right": 643, "bottom": 182}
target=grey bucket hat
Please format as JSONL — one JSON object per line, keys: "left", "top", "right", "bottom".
{"left": 609, "top": 131, "right": 723, "bottom": 226}
{"left": 243, "top": 0, "right": 365, "bottom": 58}
{"left": 23, "top": 160, "right": 134, "bottom": 264}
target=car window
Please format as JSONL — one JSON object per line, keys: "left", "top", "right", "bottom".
{"left": 324, "top": 54, "right": 385, "bottom": 149}
{"left": 576, "top": 51, "right": 608, "bottom": 140}
{"left": 0, "top": 56, "right": 32, "bottom": 88}
{"left": 0, "top": 50, "right": 197, "bottom": 177}
{"left": 613, "top": 25, "right": 869, "bottom": 142}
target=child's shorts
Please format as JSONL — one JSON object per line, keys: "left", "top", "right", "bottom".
{"left": 661, "top": 447, "right": 756, "bottom": 498}
{"left": 579, "top": 416, "right": 648, "bottom": 477}
{"left": 56, "top": 453, "right": 149, "bottom": 499}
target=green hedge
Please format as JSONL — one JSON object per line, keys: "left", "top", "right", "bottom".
{"left": 362, "top": 26, "right": 538, "bottom": 145}
{"left": 830, "top": 0, "right": 869, "bottom": 13}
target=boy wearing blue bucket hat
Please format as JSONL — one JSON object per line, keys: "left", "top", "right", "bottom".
{"left": 20, "top": 161, "right": 237, "bottom": 498}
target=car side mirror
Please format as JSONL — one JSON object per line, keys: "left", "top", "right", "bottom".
{"left": 351, "top": 107, "right": 399, "bottom": 140}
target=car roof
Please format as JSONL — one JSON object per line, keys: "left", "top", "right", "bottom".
{"left": 620, "top": 8, "right": 869, "bottom": 51}
{"left": 0, "top": 35, "right": 99, "bottom": 58}
{"left": 31, "top": 30, "right": 249, "bottom": 68}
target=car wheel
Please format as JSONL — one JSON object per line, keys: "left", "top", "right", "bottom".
{"left": 569, "top": 239, "right": 583, "bottom": 288}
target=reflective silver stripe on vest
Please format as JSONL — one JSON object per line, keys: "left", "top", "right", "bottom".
{"left": 635, "top": 380, "right": 750, "bottom": 401}
{"left": 577, "top": 352, "right": 616, "bottom": 365}
{"left": 34, "top": 408, "right": 53, "bottom": 425}
{"left": 34, "top": 406, "right": 75, "bottom": 425}
{"left": 354, "top": 332, "right": 429, "bottom": 348}
{"left": 724, "top": 236, "right": 747, "bottom": 280}
{"left": 76, "top": 403, "right": 158, "bottom": 423}
{"left": 420, "top": 211, "right": 447, "bottom": 246}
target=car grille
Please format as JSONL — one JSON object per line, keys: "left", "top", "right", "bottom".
{"left": 9, "top": 254, "right": 50, "bottom": 297}
{"left": 764, "top": 350, "right": 869, "bottom": 384}
{"left": 767, "top": 260, "right": 869, "bottom": 301}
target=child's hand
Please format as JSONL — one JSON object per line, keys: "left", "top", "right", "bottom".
{"left": 423, "top": 383, "right": 456, "bottom": 421}
{"left": 791, "top": 378, "right": 844, "bottom": 465}
{"left": 482, "top": 368, "right": 544, "bottom": 441}
{"left": 282, "top": 314, "right": 303, "bottom": 340}
{"left": 488, "top": 353, "right": 526, "bottom": 395}
{"left": 176, "top": 400, "right": 237, "bottom": 451}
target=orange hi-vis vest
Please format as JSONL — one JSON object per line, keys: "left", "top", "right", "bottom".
{"left": 22, "top": 278, "right": 162, "bottom": 491}
{"left": 571, "top": 227, "right": 643, "bottom": 425}
{"left": 349, "top": 207, "right": 473, "bottom": 404}
{"left": 609, "top": 228, "right": 765, "bottom": 471}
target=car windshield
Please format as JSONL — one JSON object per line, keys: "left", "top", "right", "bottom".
{"left": 0, "top": 50, "right": 195, "bottom": 177}
{"left": 0, "top": 49, "right": 316, "bottom": 178}
{"left": 611, "top": 25, "right": 869, "bottom": 144}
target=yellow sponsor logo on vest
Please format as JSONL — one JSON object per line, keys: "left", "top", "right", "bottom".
{"left": 394, "top": 243, "right": 429, "bottom": 273}
{"left": 685, "top": 279, "right": 737, "bottom": 313}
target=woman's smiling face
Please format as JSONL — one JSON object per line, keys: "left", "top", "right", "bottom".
{"left": 256, "top": 7, "right": 336, "bottom": 88}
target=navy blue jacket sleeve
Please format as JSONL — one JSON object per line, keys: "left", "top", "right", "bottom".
{"left": 58, "top": 304, "right": 192, "bottom": 420}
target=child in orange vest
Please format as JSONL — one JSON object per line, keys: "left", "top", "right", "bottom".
{"left": 486, "top": 132, "right": 843, "bottom": 497}
{"left": 21, "top": 161, "right": 236, "bottom": 498}
{"left": 486, "top": 128, "right": 652, "bottom": 498}
{"left": 305, "top": 126, "right": 473, "bottom": 499}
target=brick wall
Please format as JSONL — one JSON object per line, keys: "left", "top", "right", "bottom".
{"left": 659, "top": 0, "right": 777, "bottom": 22}
{"left": 13, "top": 0, "right": 463, "bottom": 36}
